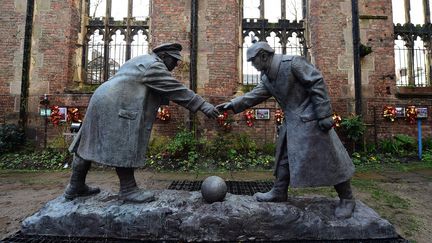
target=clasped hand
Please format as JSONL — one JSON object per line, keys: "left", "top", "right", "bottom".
{"left": 200, "top": 102, "right": 220, "bottom": 119}
{"left": 215, "top": 102, "right": 233, "bottom": 112}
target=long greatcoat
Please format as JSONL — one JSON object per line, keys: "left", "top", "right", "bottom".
{"left": 231, "top": 55, "right": 355, "bottom": 187}
{"left": 69, "top": 53, "right": 205, "bottom": 168}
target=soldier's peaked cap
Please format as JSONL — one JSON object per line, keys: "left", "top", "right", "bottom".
{"left": 152, "top": 43, "right": 183, "bottom": 60}
{"left": 246, "top": 41, "right": 275, "bottom": 61}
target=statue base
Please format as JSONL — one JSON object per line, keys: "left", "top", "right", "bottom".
{"left": 22, "top": 190, "right": 399, "bottom": 241}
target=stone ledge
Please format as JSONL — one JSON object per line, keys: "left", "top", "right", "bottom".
{"left": 22, "top": 190, "right": 399, "bottom": 241}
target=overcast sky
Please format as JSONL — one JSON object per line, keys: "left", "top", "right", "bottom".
{"left": 392, "top": 0, "right": 426, "bottom": 24}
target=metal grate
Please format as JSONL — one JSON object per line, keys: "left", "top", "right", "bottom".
{"left": 168, "top": 180, "right": 274, "bottom": 195}
{"left": 1, "top": 231, "right": 409, "bottom": 243}
{"left": 1, "top": 231, "right": 153, "bottom": 242}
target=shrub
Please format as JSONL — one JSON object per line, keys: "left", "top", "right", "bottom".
{"left": 379, "top": 134, "right": 417, "bottom": 156}
{"left": 205, "top": 132, "right": 237, "bottom": 161}
{"left": 146, "top": 130, "right": 276, "bottom": 172}
{"left": 422, "top": 137, "right": 432, "bottom": 151}
{"left": 394, "top": 134, "right": 417, "bottom": 151}
{"left": 232, "top": 133, "right": 257, "bottom": 155}
{"left": 0, "top": 124, "right": 25, "bottom": 153}
{"left": 422, "top": 149, "right": 432, "bottom": 163}
{"left": 147, "top": 136, "right": 171, "bottom": 156}
{"left": 260, "top": 142, "right": 276, "bottom": 156}
{"left": 166, "top": 129, "right": 198, "bottom": 158}
{"left": 0, "top": 149, "right": 71, "bottom": 170}
{"left": 340, "top": 115, "right": 365, "bottom": 142}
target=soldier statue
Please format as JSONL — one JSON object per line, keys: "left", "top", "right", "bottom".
{"left": 65, "top": 43, "right": 219, "bottom": 203}
{"left": 217, "top": 41, "right": 356, "bottom": 218}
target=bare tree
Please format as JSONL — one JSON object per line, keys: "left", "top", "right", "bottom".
{"left": 287, "top": 0, "right": 300, "bottom": 21}
{"left": 91, "top": 0, "right": 104, "bottom": 18}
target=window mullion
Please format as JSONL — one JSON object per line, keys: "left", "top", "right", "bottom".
{"left": 103, "top": 0, "right": 112, "bottom": 81}
{"left": 281, "top": 0, "right": 286, "bottom": 20}
{"left": 125, "top": 0, "right": 133, "bottom": 61}
{"left": 423, "top": 0, "right": 431, "bottom": 85}
{"left": 260, "top": 0, "right": 264, "bottom": 19}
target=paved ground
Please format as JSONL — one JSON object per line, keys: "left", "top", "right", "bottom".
{"left": 0, "top": 168, "right": 431, "bottom": 242}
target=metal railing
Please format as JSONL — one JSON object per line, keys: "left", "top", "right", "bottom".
{"left": 85, "top": 33, "right": 149, "bottom": 84}
{"left": 242, "top": 18, "right": 305, "bottom": 85}
{"left": 83, "top": 16, "right": 150, "bottom": 85}
{"left": 242, "top": 36, "right": 304, "bottom": 85}
{"left": 394, "top": 23, "right": 432, "bottom": 87}
{"left": 395, "top": 44, "right": 431, "bottom": 87}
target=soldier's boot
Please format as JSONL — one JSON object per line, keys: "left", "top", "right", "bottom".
{"left": 334, "top": 180, "right": 356, "bottom": 219}
{"left": 254, "top": 164, "right": 290, "bottom": 202}
{"left": 116, "top": 167, "right": 155, "bottom": 203}
{"left": 64, "top": 155, "right": 100, "bottom": 200}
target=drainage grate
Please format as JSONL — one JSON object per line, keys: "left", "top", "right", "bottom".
{"left": 168, "top": 180, "right": 274, "bottom": 195}
{"left": 0, "top": 231, "right": 155, "bottom": 243}
{"left": 0, "top": 231, "right": 409, "bottom": 243}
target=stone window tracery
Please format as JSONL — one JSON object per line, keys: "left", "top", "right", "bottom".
{"left": 81, "top": 0, "right": 150, "bottom": 84}
{"left": 393, "top": 0, "right": 432, "bottom": 87}
{"left": 241, "top": 0, "right": 306, "bottom": 85}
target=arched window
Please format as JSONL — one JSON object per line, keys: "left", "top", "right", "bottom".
{"left": 242, "top": 0, "right": 306, "bottom": 85}
{"left": 393, "top": 0, "right": 431, "bottom": 87}
{"left": 83, "top": 0, "right": 150, "bottom": 84}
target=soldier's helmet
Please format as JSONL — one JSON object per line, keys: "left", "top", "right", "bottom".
{"left": 246, "top": 41, "right": 275, "bottom": 61}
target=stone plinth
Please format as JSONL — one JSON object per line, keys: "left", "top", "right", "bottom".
{"left": 22, "top": 190, "right": 399, "bottom": 241}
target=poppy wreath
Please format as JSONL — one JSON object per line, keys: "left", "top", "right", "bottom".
{"left": 275, "top": 109, "right": 284, "bottom": 125}
{"left": 217, "top": 111, "right": 232, "bottom": 132}
{"left": 332, "top": 112, "right": 342, "bottom": 127}
{"left": 50, "top": 106, "right": 63, "bottom": 126}
{"left": 67, "top": 107, "right": 82, "bottom": 123}
{"left": 157, "top": 106, "right": 171, "bottom": 121}
{"left": 244, "top": 109, "right": 255, "bottom": 127}
{"left": 405, "top": 106, "right": 417, "bottom": 124}
{"left": 383, "top": 105, "right": 396, "bottom": 122}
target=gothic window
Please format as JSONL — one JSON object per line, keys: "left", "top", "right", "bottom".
{"left": 393, "top": 0, "right": 431, "bottom": 87}
{"left": 84, "top": 0, "right": 150, "bottom": 84}
{"left": 242, "top": 0, "right": 306, "bottom": 85}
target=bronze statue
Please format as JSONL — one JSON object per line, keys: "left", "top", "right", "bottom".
{"left": 65, "top": 43, "right": 219, "bottom": 203}
{"left": 217, "top": 41, "right": 356, "bottom": 218}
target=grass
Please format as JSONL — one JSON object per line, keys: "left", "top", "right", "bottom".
{"left": 351, "top": 177, "right": 421, "bottom": 239}
{"left": 284, "top": 168, "right": 427, "bottom": 240}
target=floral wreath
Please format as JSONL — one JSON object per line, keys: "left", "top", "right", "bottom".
{"left": 217, "top": 111, "right": 232, "bottom": 132}
{"left": 244, "top": 109, "right": 255, "bottom": 127}
{"left": 50, "top": 106, "right": 82, "bottom": 126}
{"left": 383, "top": 105, "right": 396, "bottom": 122}
{"left": 332, "top": 113, "right": 342, "bottom": 127}
{"left": 50, "top": 106, "right": 63, "bottom": 126}
{"left": 405, "top": 106, "right": 417, "bottom": 124}
{"left": 275, "top": 109, "right": 284, "bottom": 125}
{"left": 67, "top": 107, "right": 82, "bottom": 123}
{"left": 157, "top": 106, "right": 171, "bottom": 121}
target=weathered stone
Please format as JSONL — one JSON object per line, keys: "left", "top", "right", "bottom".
{"left": 22, "top": 190, "right": 399, "bottom": 241}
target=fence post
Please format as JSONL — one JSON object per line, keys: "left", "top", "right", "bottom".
{"left": 418, "top": 119, "right": 422, "bottom": 160}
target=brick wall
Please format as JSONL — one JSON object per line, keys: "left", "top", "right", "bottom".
{"left": 358, "top": 0, "right": 432, "bottom": 140}
{"left": 26, "top": 0, "right": 84, "bottom": 143}
{"left": 309, "top": 0, "right": 354, "bottom": 114}
{"left": 150, "top": 0, "right": 247, "bottom": 140}
{"left": 2, "top": 0, "right": 431, "bottom": 147}
{"left": 0, "top": 0, "right": 26, "bottom": 123}
{"left": 309, "top": 0, "right": 432, "bottom": 143}
{"left": 150, "top": 0, "right": 191, "bottom": 137}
